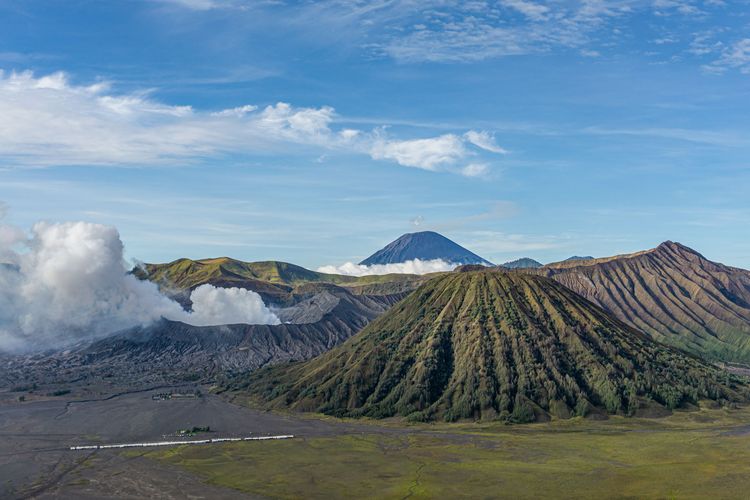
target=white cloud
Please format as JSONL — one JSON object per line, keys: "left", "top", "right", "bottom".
{"left": 339, "top": 128, "right": 361, "bottom": 140}
{"left": 0, "top": 219, "right": 279, "bottom": 352}
{"left": 257, "top": 101, "right": 335, "bottom": 138}
{"left": 156, "top": 0, "right": 219, "bottom": 10}
{"left": 464, "top": 130, "right": 508, "bottom": 154}
{"left": 0, "top": 70, "right": 346, "bottom": 166}
{"left": 461, "top": 163, "right": 490, "bottom": 178}
{"left": 0, "top": 70, "right": 502, "bottom": 176}
{"left": 211, "top": 104, "right": 258, "bottom": 117}
{"left": 317, "top": 258, "right": 457, "bottom": 276}
{"left": 501, "top": 0, "right": 550, "bottom": 21}
{"left": 370, "top": 130, "right": 505, "bottom": 174}
{"left": 370, "top": 134, "right": 466, "bottom": 171}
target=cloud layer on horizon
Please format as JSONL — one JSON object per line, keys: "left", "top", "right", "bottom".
{"left": 317, "top": 258, "right": 458, "bottom": 277}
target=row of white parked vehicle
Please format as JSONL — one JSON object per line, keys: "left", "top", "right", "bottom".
{"left": 69, "top": 434, "right": 295, "bottom": 450}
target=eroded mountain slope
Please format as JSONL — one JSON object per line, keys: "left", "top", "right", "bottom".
{"left": 534, "top": 242, "right": 750, "bottom": 363}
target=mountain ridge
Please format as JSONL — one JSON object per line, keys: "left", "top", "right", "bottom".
{"left": 532, "top": 241, "right": 750, "bottom": 363}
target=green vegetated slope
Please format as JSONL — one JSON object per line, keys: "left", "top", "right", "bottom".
{"left": 536, "top": 241, "right": 750, "bottom": 363}
{"left": 236, "top": 269, "right": 747, "bottom": 422}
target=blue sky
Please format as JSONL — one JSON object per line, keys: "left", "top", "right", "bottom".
{"left": 0, "top": 0, "right": 749, "bottom": 268}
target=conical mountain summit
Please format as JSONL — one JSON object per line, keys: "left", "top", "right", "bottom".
{"left": 360, "top": 231, "right": 493, "bottom": 266}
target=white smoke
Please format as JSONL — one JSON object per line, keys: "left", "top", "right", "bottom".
{"left": 187, "top": 285, "right": 280, "bottom": 326}
{"left": 317, "top": 258, "right": 457, "bottom": 277}
{"left": 0, "top": 220, "right": 279, "bottom": 352}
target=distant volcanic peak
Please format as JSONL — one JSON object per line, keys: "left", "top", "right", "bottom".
{"left": 241, "top": 269, "right": 746, "bottom": 422}
{"left": 501, "top": 257, "right": 543, "bottom": 269}
{"left": 359, "top": 231, "right": 493, "bottom": 266}
{"left": 565, "top": 255, "right": 594, "bottom": 261}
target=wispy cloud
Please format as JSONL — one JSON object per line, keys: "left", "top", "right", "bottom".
{"left": 417, "top": 201, "right": 521, "bottom": 233}
{"left": 501, "top": 0, "right": 550, "bottom": 21}
{"left": 460, "top": 163, "right": 490, "bottom": 178}
{"left": 683, "top": 28, "right": 750, "bottom": 76}
{"left": 582, "top": 125, "right": 750, "bottom": 147}
{"left": 155, "top": 0, "right": 220, "bottom": 10}
{"left": 0, "top": 70, "right": 504, "bottom": 175}
{"left": 702, "top": 38, "right": 750, "bottom": 74}
{"left": 464, "top": 130, "right": 508, "bottom": 154}
{"left": 374, "top": 1, "right": 633, "bottom": 63}
{"left": 652, "top": 0, "right": 707, "bottom": 17}
{"left": 461, "top": 230, "right": 567, "bottom": 255}
{"left": 150, "top": 0, "right": 742, "bottom": 75}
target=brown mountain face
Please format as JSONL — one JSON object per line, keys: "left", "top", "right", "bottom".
{"left": 534, "top": 242, "right": 750, "bottom": 364}
{"left": 234, "top": 269, "right": 746, "bottom": 423}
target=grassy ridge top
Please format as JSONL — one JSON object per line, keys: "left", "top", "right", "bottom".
{"left": 134, "top": 257, "right": 433, "bottom": 292}
{"left": 236, "top": 269, "right": 747, "bottom": 422}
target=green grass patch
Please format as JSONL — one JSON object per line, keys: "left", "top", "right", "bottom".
{"left": 139, "top": 407, "right": 750, "bottom": 499}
